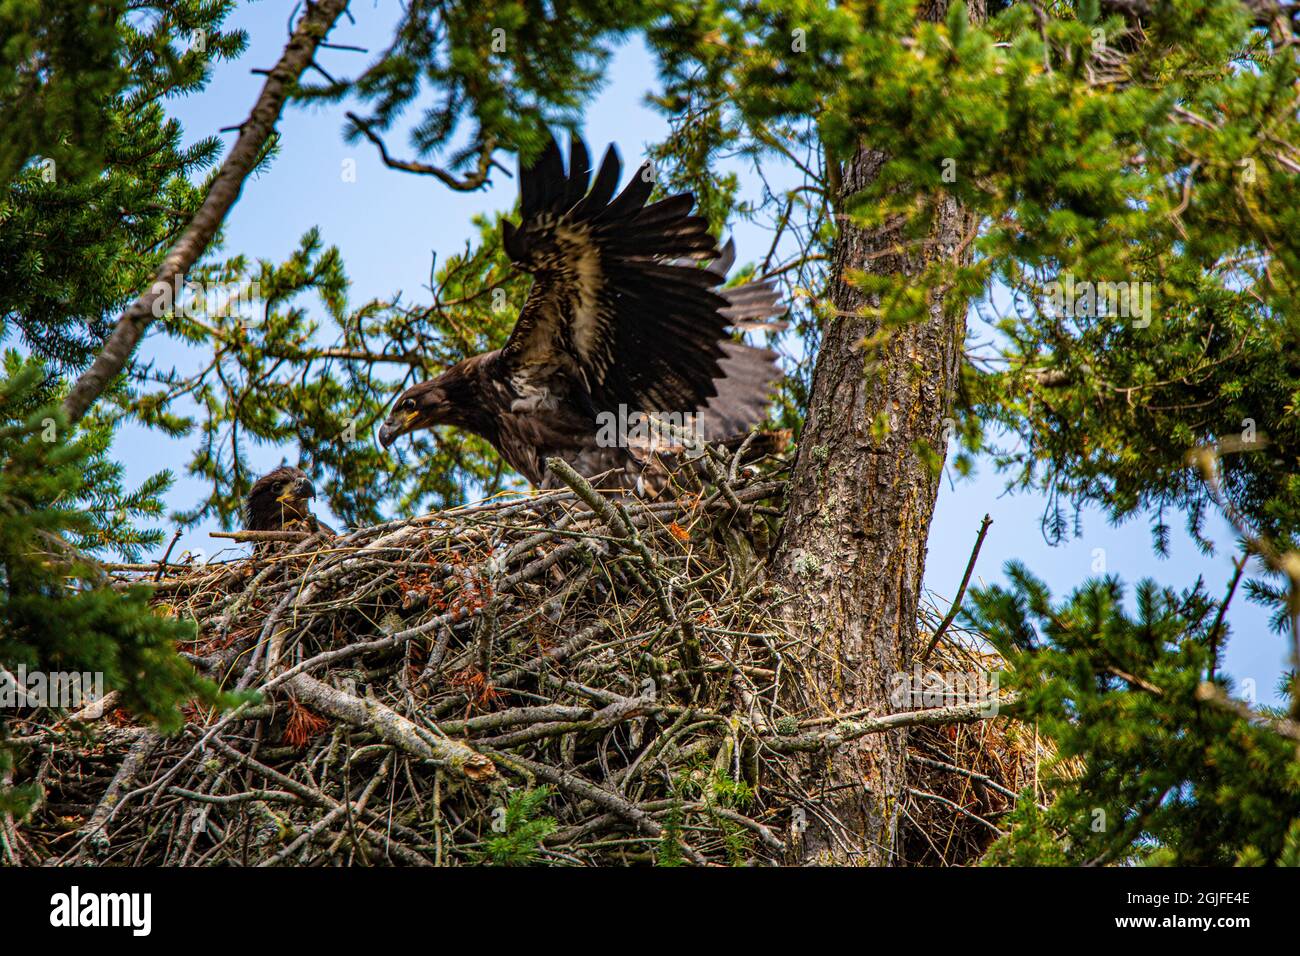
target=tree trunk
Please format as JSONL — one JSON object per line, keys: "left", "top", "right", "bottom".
{"left": 772, "top": 0, "right": 983, "bottom": 865}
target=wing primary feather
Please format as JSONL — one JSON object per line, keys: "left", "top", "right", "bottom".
{"left": 522, "top": 133, "right": 565, "bottom": 219}
{"left": 573, "top": 146, "right": 621, "bottom": 216}
{"left": 710, "top": 238, "right": 737, "bottom": 276}
{"left": 565, "top": 134, "right": 591, "bottom": 208}
{"left": 599, "top": 163, "right": 656, "bottom": 220}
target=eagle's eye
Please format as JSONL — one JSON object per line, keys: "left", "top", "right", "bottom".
{"left": 400, "top": 398, "right": 416, "bottom": 411}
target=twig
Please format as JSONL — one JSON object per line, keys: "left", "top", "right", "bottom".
{"left": 767, "top": 694, "right": 1021, "bottom": 753}
{"left": 345, "top": 111, "right": 498, "bottom": 191}
{"left": 211, "top": 530, "right": 315, "bottom": 542}
{"left": 922, "top": 514, "right": 992, "bottom": 661}
{"left": 1196, "top": 682, "right": 1300, "bottom": 742}
{"left": 155, "top": 529, "right": 184, "bottom": 581}
{"left": 1208, "top": 554, "right": 1247, "bottom": 680}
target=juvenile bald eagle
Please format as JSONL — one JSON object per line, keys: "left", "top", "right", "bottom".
{"left": 378, "top": 132, "right": 786, "bottom": 492}
{"left": 243, "top": 466, "right": 336, "bottom": 535}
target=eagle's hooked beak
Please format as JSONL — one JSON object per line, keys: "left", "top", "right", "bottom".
{"left": 278, "top": 476, "right": 316, "bottom": 503}
{"left": 378, "top": 409, "right": 419, "bottom": 449}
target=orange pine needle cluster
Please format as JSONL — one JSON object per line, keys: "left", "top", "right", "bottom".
{"left": 283, "top": 699, "right": 330, "bottom": 747}
{"left": 449, "top": 666, "right": 501, "bottom": 711}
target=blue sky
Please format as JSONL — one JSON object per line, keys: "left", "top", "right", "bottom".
{"left": 106, "top": 1, "right": 1287, "bottom": 703}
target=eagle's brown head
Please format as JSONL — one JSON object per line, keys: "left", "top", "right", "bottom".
{"left": 244, "top": 466, "right": 318, "bottom": 531}
{"left": 378, "top": 360, "right": 488, "bottom": 448}
{"left": 378, "top": 381, "right": 451, "bottom": 448}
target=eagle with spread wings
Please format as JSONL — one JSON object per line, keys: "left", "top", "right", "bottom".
{"left": 378, "top": 132, "right": 786, "bottom": 493}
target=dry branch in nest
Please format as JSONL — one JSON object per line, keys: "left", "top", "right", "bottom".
{"left": 7, "top": 452, "right": 1047, "bottom": 866}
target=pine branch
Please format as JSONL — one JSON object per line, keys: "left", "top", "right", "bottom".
{"left": 59, "top": 0, "right": 352, "bottom": 425}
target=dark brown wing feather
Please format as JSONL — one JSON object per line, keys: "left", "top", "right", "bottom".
{"left": 501, "top": 134, "right": 749, "bottom": 417}
{"left": 684, "top": 238, "right": 787, "bottom": 440}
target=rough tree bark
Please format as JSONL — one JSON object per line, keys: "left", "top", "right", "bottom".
{"left": 771, "top": 0, "right": 985, "bottom": 865}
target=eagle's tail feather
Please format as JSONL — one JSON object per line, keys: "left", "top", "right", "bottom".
{"left": 699, "top": 339, "right": 782, "bottom": 440}
{"left": 674, "top": 237, "right": 787, "bottom": 438}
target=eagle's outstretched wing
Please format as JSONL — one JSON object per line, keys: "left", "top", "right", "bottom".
{"left": 500, "top": 133, "right": 784, "bottom": 431}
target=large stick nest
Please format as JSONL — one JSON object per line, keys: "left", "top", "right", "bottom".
{"left": 6, "top": 458, "right": 1048, "bottom": 866}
